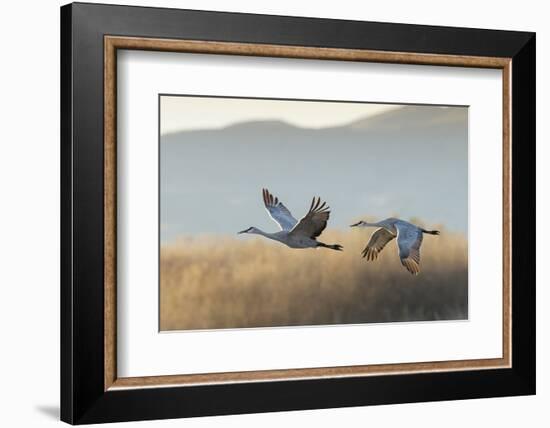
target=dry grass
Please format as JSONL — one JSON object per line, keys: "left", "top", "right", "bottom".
{"left": 160, "top": 224, "right": 468, "bottom": 331}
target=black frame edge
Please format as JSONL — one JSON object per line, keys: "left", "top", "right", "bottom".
{"left": 60, "top": 3, "right": 74, "bottom": 425}
{"left": 71, "top": 1, "right": 533, "bottom": 57}
{"left": 510, "top": 33, "right": 536, "bottom": 393}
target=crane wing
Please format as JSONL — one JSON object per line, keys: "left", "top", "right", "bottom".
{"left": 361, "top": 228, "right": 396, "bottom": 260}
{"left": 395, "top": 223, "right": 423, "bottom": 275}
{"left": 289, "top": 196, "right": 330, "bottom": 239}
{"left": 262, "top": 188, "right": 298, "bottom": 231}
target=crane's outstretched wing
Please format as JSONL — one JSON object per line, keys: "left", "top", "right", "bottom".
{"left": 262, "top": 188, "right": 298, "bottom": 231}
{"left": 362, "top": 228, "right": 396, "bottom": 260}
{"left": 395, "top": 223, "right": 423, "bottom": 275}
{"left": 289, "top": 196, "right": 330, "bottom": 239}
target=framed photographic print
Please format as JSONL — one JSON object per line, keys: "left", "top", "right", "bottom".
{"left": 60, "top": 2, "right": 536, "bottom": 424}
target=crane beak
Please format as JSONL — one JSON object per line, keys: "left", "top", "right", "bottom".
{"left": 237, "top": 228, "right": 249, "bottom": 234}
{"left": 349, "top": 221, "right": 362, "bottom": 227}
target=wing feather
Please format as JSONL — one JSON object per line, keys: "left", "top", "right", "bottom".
{"left": 396, "top": 223, "right": 423, "bottom": 275}
{"left": 262, "top": 188, "right": 297, "bottom": 231}
{"left": 361, "top": 228, "right": 396, "bottom": 260}
{"left": 289, "top": 196, "right": 331, "bottom": 239}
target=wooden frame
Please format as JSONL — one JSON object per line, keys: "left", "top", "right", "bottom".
{"left": 62, "top": 2, "right": 535, "bottom": 424}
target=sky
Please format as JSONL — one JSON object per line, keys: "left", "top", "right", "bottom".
{"left": 160, "top": 96, "right": 468, "bottom": 243}
{"left": 160, "top": 95, "right": 399, "bottom": 134}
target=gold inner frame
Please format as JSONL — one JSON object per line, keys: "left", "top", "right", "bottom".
{"left": 104, "top": 35, "right": 512, "bottom": 391}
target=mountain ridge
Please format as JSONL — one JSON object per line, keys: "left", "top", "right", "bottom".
{"left": 161, "top": 105, "right": 467, "bottom": 138}
{"left": 160, "top": 105, "right": 468, "bottom": 242}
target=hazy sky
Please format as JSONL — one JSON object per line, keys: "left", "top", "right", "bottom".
{"left": 160, "top": 96, "right": 468, "bottom": 243}
{"left": 160, "top": 95, "right": 399, "bottom": 134}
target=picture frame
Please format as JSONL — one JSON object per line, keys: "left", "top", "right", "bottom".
{"left": 60, "top": 2, "right": 535, "bottom": 424}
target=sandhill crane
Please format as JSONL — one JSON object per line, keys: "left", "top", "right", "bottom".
{"left": 350, "top": 218, "right": 440, "bottom": 275}
{"left": 238, "top": 189, "right": 343, "bottom": 251}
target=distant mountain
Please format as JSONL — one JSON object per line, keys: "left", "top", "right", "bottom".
{"left": 161, "top": 106, "right": 468, "bottom": 243}
{"left": 223, "top": 119, "right": 300, "bottom": 132}
{"left": 348, "top": 105, "right": 466, "bottom": 131}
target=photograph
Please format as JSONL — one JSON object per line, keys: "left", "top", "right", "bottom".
{"left": 159, "top": 95, "right": 469, "bottom": 331}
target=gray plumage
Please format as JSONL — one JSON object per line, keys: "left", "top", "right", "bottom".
{"left": 238, "top": 189, "right": 343, "bottom": 251}
{"left": 350, "top": 218, "right": 440, "bottom": 275}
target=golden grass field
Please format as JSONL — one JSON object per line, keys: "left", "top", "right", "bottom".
{"left": 160, "top": 223, "right": 468, "bottom": 331}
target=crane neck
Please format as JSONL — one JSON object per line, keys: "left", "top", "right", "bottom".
{"left": 249, "top": 228, "right": 273, "bottom": 238}
{"left": 362, "top": 220, "right": 397, "bottom": 234}
{"left": 251, "top": 228, "right": 286, "bottom": 244}
{"left": 363, "top": 221, "right": 386, "bottom": 228}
